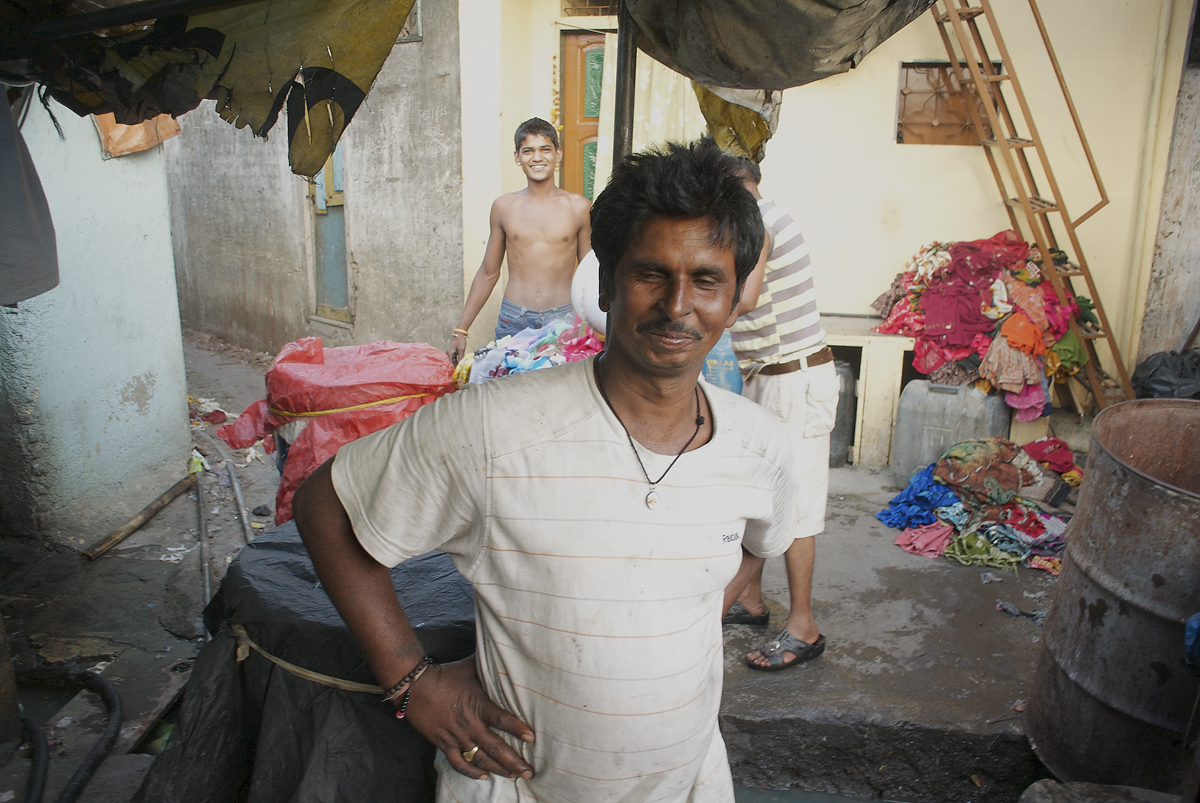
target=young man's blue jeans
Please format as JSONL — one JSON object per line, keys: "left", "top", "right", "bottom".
{"left": 495, "top": 298, "right": 575, "bottom": 340}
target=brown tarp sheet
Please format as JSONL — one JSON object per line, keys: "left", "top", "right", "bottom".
{"left": 8, "top": 0, "right": 931, "bottom": 173}
{"left": 630, "top": 0, "right": 937, "bottom": 91}
{"left": 648, "top": 0, "right": 936, "bottom": 160}
{"left": 9, "top": 0, "right": 415, "bottom": 176}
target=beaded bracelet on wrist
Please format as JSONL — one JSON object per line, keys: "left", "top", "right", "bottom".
{"left": 382, "top": 655, "right": 434, "bottom": 706}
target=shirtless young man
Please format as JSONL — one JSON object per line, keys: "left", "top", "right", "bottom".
{"left": 447, "top": 117, "right": 592, "bottom": 364}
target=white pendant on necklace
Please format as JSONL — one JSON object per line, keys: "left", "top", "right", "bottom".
{"left": 645, "top": 488, "right": 660, "bottom": 510}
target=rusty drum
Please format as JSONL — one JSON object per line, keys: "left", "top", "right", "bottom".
{"left": 1027, "top": 399, "right": 1200, "bottom": 792}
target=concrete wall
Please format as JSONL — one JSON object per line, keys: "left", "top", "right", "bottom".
{"left": 1140, "top": 65, "right": 1200, "bottom": 358}
{"left": 340, "top": 0, "right": 465, "bottom": 346}
{"left": 478, "top": 0, "right": 1194, "bottom": 374}
{"left": 0, "top": 103, "right": 190, "bottom": 548}
{"left": 165, "top": 102, "right": 311, "bottom": 354}
{"left": 166, "top": 0, "right": 464, "bottom": 354}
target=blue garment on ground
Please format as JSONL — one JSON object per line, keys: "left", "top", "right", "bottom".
{"left": 934, "top": 501, "right": 969, "bottom": 529}
{"left": 876, "top": 464, "right": 960, "bottom": 529}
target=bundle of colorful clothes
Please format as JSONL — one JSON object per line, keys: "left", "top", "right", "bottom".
{"left": 872, "top": 231, "right": 1097, "bottom": 421}
{"left": 879, "top": 436, "right": 1084, "bottom": 576}
{"left": 453, "top": 319, "right": 605, "bottom": 387}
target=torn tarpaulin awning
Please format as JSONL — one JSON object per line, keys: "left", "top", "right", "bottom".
{"left": 631, "top": 0, "right": 935, "bottom": 160}
{"left": 629, "top": 0, "right": 937, "bottom": 91}
{"left": 5, "top": 0, "right": 414, "bottom": 176}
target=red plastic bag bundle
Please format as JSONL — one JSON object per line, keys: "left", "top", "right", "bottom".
{"left": 218, "top": 338, "right": 457, "bottom": 525}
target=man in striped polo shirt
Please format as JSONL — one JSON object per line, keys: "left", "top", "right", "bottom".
{"left": 725, "top": 158, "right": 840, "bottom": 672}
{"left": 294, "top": 141, "right": 796, "bottom": 802}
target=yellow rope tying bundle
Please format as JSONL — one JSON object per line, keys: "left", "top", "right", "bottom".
{"left": 268, "top": 392, "right": 429, "bottom": 418}
{"left": 232, "top": 624, "right": 383, "bottom": 694}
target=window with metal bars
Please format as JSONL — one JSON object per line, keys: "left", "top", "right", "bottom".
{"left": 561, "top": 0, "right": 616, "bottom": 16}
{"left": 896, "top": 61, "right": 1001, "bottom": 146}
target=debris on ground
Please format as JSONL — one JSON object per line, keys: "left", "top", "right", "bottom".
{"left": 996, "top": 599, "right": 1047, "bottom": 624}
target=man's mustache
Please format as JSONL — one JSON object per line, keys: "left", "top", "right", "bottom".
{"left": 635, "top": 320, "right": 703, "bottom": 341}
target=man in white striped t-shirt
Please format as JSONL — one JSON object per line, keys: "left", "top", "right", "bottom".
{"left": 724, "top": 159, "right": 840, "bottom": 673}
{"left": 294, "top": 141, "right": 795, "bottom": 802}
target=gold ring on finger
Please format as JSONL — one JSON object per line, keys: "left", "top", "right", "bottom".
{"left": 463, "top": 746, "right": 479, "bottom": 763}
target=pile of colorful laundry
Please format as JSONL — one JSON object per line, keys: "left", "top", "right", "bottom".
{"left": 879, "top": 436, "right": 1084, "bottom": 576}
{"left": 872, "top": 231, "right": 1096, "bottom": 421}
{"left": 453, "top": 319, "right": 604, "bottom": 386}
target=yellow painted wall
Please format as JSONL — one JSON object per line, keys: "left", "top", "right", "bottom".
{"left": 460, "top": 0, "right": 1192, "bottom": 370}
{"left": 458, "top": 0, "right": 505, "bottom": 353}
{"left": 757, "top": 0, "right": 1191, "bottom": 369}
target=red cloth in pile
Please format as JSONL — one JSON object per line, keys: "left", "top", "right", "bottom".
{"left": 918, "top": 231, "right": 1029, "bottom": 350}
{"left": 1042, "top": 284, "right": 1079, "bottom": 342}
{"left": 895, "top": 522, "right": 956, "bottom": 558}
{"left": 971, "top": 332, "right": 992, "bottom": 358}
{"left": 873, "top": 295, "right": 924, "bottom": 336}
{"left": 1021, "top": 436, "right": 1076, "bottom": 474}
{"left": 914, "top": 340, "right": 977, "bottom": 375}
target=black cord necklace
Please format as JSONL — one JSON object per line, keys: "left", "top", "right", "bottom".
{"left": 595, "top": 362, "right": 705, "bottom": 510}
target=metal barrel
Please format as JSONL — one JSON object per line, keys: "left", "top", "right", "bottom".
{"left": 1027, "top": 399, "right": 1200, "bottom": 792}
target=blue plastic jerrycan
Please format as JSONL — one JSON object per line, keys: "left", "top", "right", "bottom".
{"left": 703, "top": 331, "right": 743, "bottom": 394}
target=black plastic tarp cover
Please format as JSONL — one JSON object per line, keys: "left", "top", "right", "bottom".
{"left": 1132, "top": 349, "right": 1200, "bottom": 400}
{"left": 135, "top": 522, "right": 475, "bottom": 803}
{"left": 629, "top": 0, "right": 937, "bottom": 90}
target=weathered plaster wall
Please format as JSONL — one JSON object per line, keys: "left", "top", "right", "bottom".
{"left": 0, "top": 103, "right": 190, "bottom": 547}
{"left": 164, "top": 102, "right": 311, "bottom": 355}
{"left": 165, "top": 0, "right": 464, "bottom": 354}
{"left": 340, "top": 0, "right": 465, "bottom": 346}
{"left": 1140, "top": 65, "right": 1200, "bottom": 358}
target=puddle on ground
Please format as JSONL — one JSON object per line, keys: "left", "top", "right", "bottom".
{"left": 736, "top": 789, "right": 905, "bottom": 803}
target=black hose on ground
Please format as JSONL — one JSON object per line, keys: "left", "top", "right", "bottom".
{"left": 21, "top": 716, "right": 47, "bottom": 803}
{"left": 14, "top": 666, "right": 124, "bottom": 803}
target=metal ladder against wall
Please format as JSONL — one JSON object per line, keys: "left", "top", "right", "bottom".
{"left": 932, "top": 0, "right": 1136, "bottom": 411}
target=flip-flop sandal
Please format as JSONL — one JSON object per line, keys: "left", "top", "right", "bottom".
{"left": 722, "top": 601, "right": 770, "bottom": 626}
{"left": 746, "top": 629, "right": 826, "bottom": 671}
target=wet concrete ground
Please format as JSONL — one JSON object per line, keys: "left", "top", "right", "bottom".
{"left": 1, "top": 332, "right": 1057, "bottom": 802}
{"left": 0, "top": 333, "right": 281, "bottom": 802}
{"left": 723, "top": 469, "right": 1055, "bottom": 802}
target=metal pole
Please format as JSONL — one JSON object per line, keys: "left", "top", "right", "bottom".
{"left": 612, "top": 0, "right": 638, "bottom": 168}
